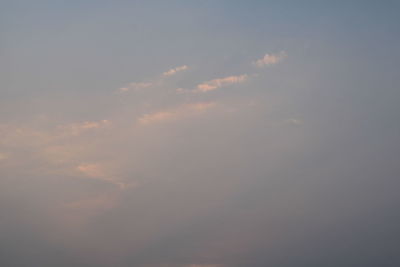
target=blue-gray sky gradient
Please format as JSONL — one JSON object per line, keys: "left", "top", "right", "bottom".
{"left": 1, "top": 1, "right": 400, "bottom": 266}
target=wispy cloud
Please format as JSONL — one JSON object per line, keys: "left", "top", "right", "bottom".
{"left": 196, "top": 74, "right": 249, "bottom": 92}
{"left": 138, "top": 102, "right": 216, "bottom": 125}
{"left": 77, "top": 163, "right": 107, "bottom": 178}
{"left": 0, "top": 124, "right": 56, "bottom": 147}
{"left": 119, "top": 65, "right": 189, "bottom": 93}
{"left": 163, "top": 65, "right": 189, "bottom": 77}
{"left": 138, "top": 111, "right": 176, "bottom": 125}
{"left": 253, "top": 51, "right": 287, "bottom": 68}
{"left": 76, "top": 162, "right": 128, "bottom": 189}
{"left": 119, "top": 82, "right": 154, "bottom": 93}
{"left": 57, "top": 120, "right": 110, "bottom": 136}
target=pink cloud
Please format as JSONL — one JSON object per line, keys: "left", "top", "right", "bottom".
{"left": 163, "top": 65, "right": 189, "bottom": 76}
{"left": 253, "top": 51, "right": 287, "bottom": 68}
{"left": 57, "top": 120, "right": 110, "bottom": 136}
{"left": 119, "top": 82, "right": 153, "bottom": 93}
{"left": 196, "top": 74, "right": 248, "bottom": 92}
{"left": 138, "top": 102, "right": 216, "bottom": 125}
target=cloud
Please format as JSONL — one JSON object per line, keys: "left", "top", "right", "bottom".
{"left": 0, "top": 120, "right": 110, "bottom": 148}
{"left": 76, "top": 163, "right": 128, "bottom": 189}
{"left": 119, "top": 65, "right": 188, "bottom": 93}
{"left": 0, "top": 124, "right": 56, "bottom": 147}
{"left": 57, "top": 120, "right": 110, "bottom": 136}
{"left": 77, "top": 163, "right": 106, "bottom": 178}
{"left": 138, "top": 102, "right": 216, "bottom": 125}
{"left": 176, "top": 87, "right": 187, "bottom": 94}
{"left": 138, "top": 111, "right": 176, "bottom": 125}
{"left": 196, "top": 74, "right": 248, "bottom": 92}
{"left": 119, "top": 82, "right": 153, "bottom": 93}
{"left": 253, "top": 51, "right": 287, "bottom": 68}
{"left": 163, "top": 65, "right": 189, "bottom": 77}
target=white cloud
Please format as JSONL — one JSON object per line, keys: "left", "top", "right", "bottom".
{"left": 196, "top": 74, "right": 248, "bottom": 92}
{"left": 253, "top": 51, "right": 287, "bottom": 68}
{"left": 163, "top": 65, "right": 189, "bottom": 77}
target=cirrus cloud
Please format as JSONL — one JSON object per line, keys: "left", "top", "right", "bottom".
{"left": 138, "top": 102, "right": 216, "bottom": 125}
{"left": 196, "top": 74, "right": 249, "bottom": 93}
{"left": 163, "top": 65, "right": 189, "bottom": 77}
{"left": 118, "top": 65, "right": 189, "bottom": 93}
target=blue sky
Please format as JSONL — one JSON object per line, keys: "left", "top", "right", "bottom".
{"left": 1, "top": 1, "right": 400, "bottom": 267}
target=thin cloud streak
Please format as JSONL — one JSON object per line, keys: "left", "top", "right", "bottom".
{"left": 163, "top": 65, "right": 189, "bottom": 76}
{"left": 138, "top": 102, "right": 216, "bottom": 125}
{"left": 119, "top": 82, "right": 154, "bottom": 93}
{"left": 76, "top": 163, "right": 127, "bottom": 189}
{"left": 196, "top": 74, "right": 249, "bottom": 92}
{"left": 118, "top": 65, "right": 189, "bottom": 93}
{"left": 57, "top": 120, "right": 111, "bottom": 136}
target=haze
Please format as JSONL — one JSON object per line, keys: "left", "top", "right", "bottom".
{"left": 1, "top": 1, "right": 400, "bottom": 266}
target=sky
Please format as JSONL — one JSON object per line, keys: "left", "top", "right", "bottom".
{"left": 1, "top": 1, "right": 400, "bottom": 266}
